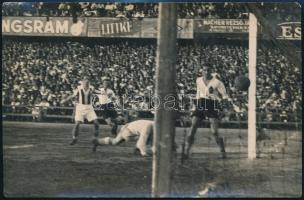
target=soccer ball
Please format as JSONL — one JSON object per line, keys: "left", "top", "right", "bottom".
{"left": 234, "top": 75, "right": 250, "bottom": 91}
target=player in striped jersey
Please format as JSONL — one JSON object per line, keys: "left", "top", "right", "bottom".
{"left": 184, "top": 66, "right": 233, "bottom": 159}
{"left": 60, "top": 78, "right": 99, "bottom": 151}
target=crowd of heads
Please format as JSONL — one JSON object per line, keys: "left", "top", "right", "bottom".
{"left": 2, "top": 2, "right": 300, "bottom": 21}
{"left": 2, "top": 38, "right": 301, "bottom": 122}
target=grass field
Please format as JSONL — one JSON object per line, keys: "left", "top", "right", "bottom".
{"left": 3, "top": 121, "right": 302, "bottom": 197}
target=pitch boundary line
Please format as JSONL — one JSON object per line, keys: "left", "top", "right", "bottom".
{"left": 4, "top": 144, "right": 34, "bottom": 149}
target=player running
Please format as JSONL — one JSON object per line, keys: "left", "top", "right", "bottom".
{"left": 92, "top": 120, "right": 154, "bottom": 157}
{"left": 184, "top": 66, "right": 232, "bottom": 159}
{"left": 60, "top": 78, "right": 99, "bottom": 151}
{"left": 95, "top": 78, "right": 118, "bottom": 136}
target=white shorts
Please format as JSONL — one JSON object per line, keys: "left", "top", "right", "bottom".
{"left": 74, "top": 104, "right": 97, "bottom": 122}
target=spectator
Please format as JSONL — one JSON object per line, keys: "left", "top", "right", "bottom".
{"left": 32, "top": 97, "right": 50, "bottom": 121}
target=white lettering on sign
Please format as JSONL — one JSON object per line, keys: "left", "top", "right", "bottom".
{"left": 115, "top": 23, "right": 119, "bottom": 33}
{"left": 11, "top": 20, "right": 22, "bottom": 32}
{"left": 203, "top": 19, "right": 248, "bottom": 26}
{"left": 2, "top": 18, "right": 82, "bottom": 36}
{"left": 44, "top": 21, "right": 54, "bottom": 33}
{"left": 23, "top": 20, "right": 33, "bottom": 33}
{"left": 277, "top": 22, "right": 301, "bottom": 40}
{"left": 110, "top": 23, "right": 114, "bottom": 34}
{"left": 120, "top": 22, "right": 128, "bottom": 32}
{"left": 294, "top": 27, "right": 301, "bottom": 37}
{"left": 33, "top": 20, "right": 43, "bottom": 33}
{"left": 282, "top": 26, "right": 293, "bottom": 38}
{"left": 2, "top": 19, "right": 10, "bottom": 32}
{"left": 101, "top": 23, "right": 105, "bottom": 35}
{"left": 98, "top": 21, "right": 131, "bottom": 35}
{"left": 56, "top": 20, "right": 69, "bottom": 33}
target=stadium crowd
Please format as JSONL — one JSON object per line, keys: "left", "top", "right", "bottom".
{"left": 2, "top": 2, "right": 300, "bottom": 21}
{"left": 2, "top": 39, "right": 301, "bottom": 122}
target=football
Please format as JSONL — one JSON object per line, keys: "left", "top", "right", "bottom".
{"left": 234, "top": 75, "right": 251, "bottom": 91}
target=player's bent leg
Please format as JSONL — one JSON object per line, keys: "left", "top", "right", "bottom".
{"left": 135, "top": 126, "right": 152, "bottom": 157}
{"left": 105, "top": 117, "right": 118, "bottom": 136}
{"left": 111, "top": 133, "right": 125, "bottom": 145}
{"left": 111, "top": 121, "right": 118, "bottom": 136}
{"left": 94, "top": 130, "right": 125, "bottom": 146}
{"left": 93, "top": 119, "right": 99, "bottom": 138}
{"left": 146, "top": 125, "right": 154, "bottom": 146}
{"left": 93, "top": 137, "right": 113, "bottom": 146}
{"left": 86, "top": 108, "right": 99, "bottom": 151}
{"left": 70, "top": 121, "right": 81, "bottom": 145}
{"left": 93, "top": 135, "right": 125, "bottom": 146}
{"left": 91, "top": 119, "right": 100, "bottom": 152}
{"left": 185, "top": 116, "right": 200, "bottom": 158}
{"left": 210, "top": 118, "right": 226, "bottom": 158}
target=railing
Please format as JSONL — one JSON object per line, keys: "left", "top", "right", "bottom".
{"left": 2, "top": 105, "right": 302, "bottom": 129}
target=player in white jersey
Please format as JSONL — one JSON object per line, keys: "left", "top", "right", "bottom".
{"left": 60, "top": 78, "right": 99, "bottom": 151}
{"left": 92, "top": 120, "right": 154, "bottom": 157}
{"left": 184, "top": 66, "right": 233, "bottom": 159}
{"left": 95, "top": 78, "right": 118, "bottom": 136}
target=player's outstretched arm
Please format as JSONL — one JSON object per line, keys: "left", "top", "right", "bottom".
{"left": 217, "top": 81, "right": 238, "bottom": 111}
{"left": 217, "top": 81, "right": 229, "bottom": 100}
{"left": 60, "top": 95, "right": 75, "bottom": 104}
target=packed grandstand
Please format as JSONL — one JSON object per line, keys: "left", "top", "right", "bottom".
{"left": 3, "top": 38, "right": 301, "bottom": 122}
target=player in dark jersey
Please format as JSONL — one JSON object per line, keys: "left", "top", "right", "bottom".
{"left": 95, "top": 78, "right": 118, "bottom": 136}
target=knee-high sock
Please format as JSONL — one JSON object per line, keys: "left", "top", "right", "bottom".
{"left": 214, "top": 133, "right": 225, "bottom": 152}
{"left": 72, "top": 123, "right": 80, "bottom": 139}
{"left": 94, "top": 121, "right": 99, "bottom": 137}
{"left": 185, "top": 125, "right": 197, "bottom": 154}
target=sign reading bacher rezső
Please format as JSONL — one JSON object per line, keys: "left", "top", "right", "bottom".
{"left": 195, "top": 19, "right": 249, "bottom": 33}
{"left": 2, "top": 17, "right": 87, "bottom": 37}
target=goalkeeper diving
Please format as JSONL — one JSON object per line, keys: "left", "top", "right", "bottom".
{"left": 92, "top": 120, "right": 154, "bottom": 157}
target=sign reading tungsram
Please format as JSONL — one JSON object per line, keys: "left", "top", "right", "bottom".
{"left": 2, "top": 17, "right": 87, "bottom": 37}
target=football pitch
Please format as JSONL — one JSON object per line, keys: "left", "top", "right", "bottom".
{"left": 3, "top": 121, "right": 302, "bottom": 197}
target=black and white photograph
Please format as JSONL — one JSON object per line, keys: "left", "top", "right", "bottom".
{"left": 2, "top": 1, "right": 302, "bottom": 198}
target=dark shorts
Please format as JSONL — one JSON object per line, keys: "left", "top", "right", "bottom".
{"left": 191, "top": 98, "right": 220, "bottom": 119}
{"left": 97, "top": 103, "right": 118, "bottom": 119}
{"left": 137, "top": 111, "right": 154, "bottom": 118}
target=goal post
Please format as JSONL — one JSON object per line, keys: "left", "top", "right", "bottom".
{"left": 248, "top": 13, "right": 257, "bottom": 159}
{"left": 152, "top": 3, "right": 177, "bottom": 197}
